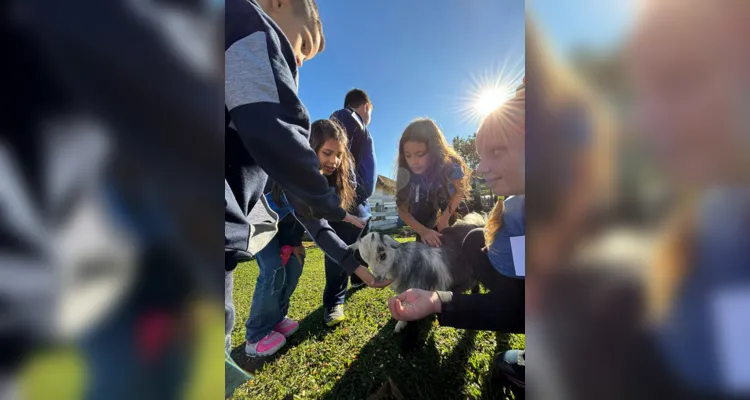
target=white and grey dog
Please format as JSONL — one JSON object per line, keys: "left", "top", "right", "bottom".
{"left": 350, "top": 213, "right": 487, "bottom": 333}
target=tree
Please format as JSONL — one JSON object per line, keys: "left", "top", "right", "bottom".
{"left": 452, "top": 133, "right": 497, "bottom": 212}
{"left": 452, "top": 133, "right": 479, "bottom": 171}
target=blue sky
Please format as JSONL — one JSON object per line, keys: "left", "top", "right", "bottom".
{"left": 298, "top": 0, "right": 525, "bottom": 178}
{"left": 527, "top": 0, "right": 635, "bottom": 59}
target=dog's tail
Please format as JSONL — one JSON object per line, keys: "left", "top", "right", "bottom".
{"left": 453, "top": 212, "right": 489, "bottom": 227}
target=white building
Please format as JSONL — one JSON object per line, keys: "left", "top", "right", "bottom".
{"left": 369, "top": 175, "right": 400, "bottom": 231}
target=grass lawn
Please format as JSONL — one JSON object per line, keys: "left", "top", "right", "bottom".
{"left": 17, "top": 238, "right": 522, "bottom": 400}
{"left": 229, "top": 237, "right": 524, "bottom": 400}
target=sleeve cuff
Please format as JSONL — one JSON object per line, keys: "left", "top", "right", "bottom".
{"left": 330, "top": 206, "right": 347, "bottom": 222}
{"left": 340, "top": 251, "right": 360, "bottom": 275}
{"left": 436, "top": 290, "right": 453, "bottom": 312}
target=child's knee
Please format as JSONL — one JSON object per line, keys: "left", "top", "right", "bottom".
{"left": 270, "top": 267, "right": 286, "bottom": 294}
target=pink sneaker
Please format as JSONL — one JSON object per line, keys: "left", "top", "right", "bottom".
{"left": 245, "top": 331, "right": 286, "bottom": 357}
{"left": 273, "top": 317, "right": 299, "bottom": 338}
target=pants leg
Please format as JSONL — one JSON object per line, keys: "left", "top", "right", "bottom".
{"left": 279, "top": 255, "right": 304, "bottom": 317}
{"left": 323, "top": 221, "right": 364, "bottom": 308}
{"left": 244, "top": 239, "right": 285, "bottom": 343}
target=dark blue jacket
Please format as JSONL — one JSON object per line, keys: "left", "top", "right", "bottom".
{"left": 330, "top": 107, "right": 376, "bottom": 218}
{"left": 225, "top": 0, "right": 346, "bottom": 267}
{"left": 264, "top": 179, "right": 360, "bottom": 275}
{"left": 276, "top": 214, "right": 304, "bottom": 247}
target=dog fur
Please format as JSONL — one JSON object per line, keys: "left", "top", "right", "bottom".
{"left": 350, "top": 213, "right": 487, "bottom": 333}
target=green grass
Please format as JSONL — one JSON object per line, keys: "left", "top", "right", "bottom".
{"left": 229, "top": 238, "right": 524, "bottom": 400}
{"left": 18, "top": 238, "right": 522, "bottom": 400}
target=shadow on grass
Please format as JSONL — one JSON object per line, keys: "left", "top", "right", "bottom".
{"left": 321, "top": 320, "right": 480, "bottom": 400}
{"left": 480, "top": 332, "right": 521, "bottom": 400}
{"left": 229, "top": 304, "right": 329, "bottom": 374}
{"left": 229, "top": 283, "right": 367, "bottom": 375}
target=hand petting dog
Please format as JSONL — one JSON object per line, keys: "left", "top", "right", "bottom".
{"left": 419, "top": 228, "right": 443, "bottom": 247}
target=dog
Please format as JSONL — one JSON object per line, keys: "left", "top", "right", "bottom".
{"left": 350, "top": 213, "right": 487, "bottom": 333}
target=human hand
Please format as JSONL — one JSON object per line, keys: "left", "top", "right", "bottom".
{"left": 343, "top": 213, "right": 366, "bottom": 229}
{"left": 419, "top": 228, "right": 443, "bottom": 247}
{"left": 388, "top": 289, "right": 442, "bottom": 321}
{"left": 354, "top": 266, "right": 392, "bottom": 289}
{"left": 292, "top": 245, "right": 306, "bottom": 264}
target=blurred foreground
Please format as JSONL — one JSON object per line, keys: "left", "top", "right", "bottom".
{"left": 1, "top": 1, "right": 224, "bottom": 398}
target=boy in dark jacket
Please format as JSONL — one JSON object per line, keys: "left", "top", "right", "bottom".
{"left": 224, "top": 0, "right": 365, "bottom": 353}
{"left": 325, "top": 89, "right": 377, "bottom": 325}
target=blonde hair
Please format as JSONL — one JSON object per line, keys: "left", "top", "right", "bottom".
{"left": 523, "top": 15, "right": 617, "bottom": 280}
{"left": 526, "top": 16, "right": 615, "bottom": 210}
{"left": 647, "top": 195, "right": 697, "bottom": 322}
{"left": 484, "top": 199, "right": 505, "bottom": 247}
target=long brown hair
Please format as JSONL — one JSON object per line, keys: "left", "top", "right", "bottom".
{"left": 395, "top": 118, "right": 471, "bottom": 211}
{"left": 271, "top": 119, "right": 356, "bottom": 215}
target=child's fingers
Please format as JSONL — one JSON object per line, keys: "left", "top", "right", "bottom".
{"left": 396, "top": 290, "right": 411, "bottom": 302}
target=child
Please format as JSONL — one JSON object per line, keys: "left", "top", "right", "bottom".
{"left": 245, "top": 119, "right": 389, "bottom": 356}
{"left": 395, "top": 118, "right": 471, "bottom": 247}
{"left": 224, "top": 0, "right": 366, "bottom": 357}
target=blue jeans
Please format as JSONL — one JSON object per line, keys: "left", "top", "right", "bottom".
{"left": 245, "top": 238, "right": 304, "bottom": 343}
{"left": 323, "top": 221, "right": 368, "bottom": 308}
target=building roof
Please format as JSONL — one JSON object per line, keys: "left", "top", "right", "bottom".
{"left": 376, "top": 175, "right": 397, "bottom": 194}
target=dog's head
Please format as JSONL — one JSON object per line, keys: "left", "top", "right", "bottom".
{"left": 350, "top": 232, "right": 401, "bottom": 281}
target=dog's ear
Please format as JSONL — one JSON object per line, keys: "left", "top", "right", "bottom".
{"left": 383, "top": 235, "right": 401, "bottom": 248}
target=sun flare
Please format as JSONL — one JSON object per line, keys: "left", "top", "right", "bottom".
{"left": 473, "top": 86, "right": 513, "bottom": 118}
{"left": 456, "top": 63, "right": 524, "bottom": 124}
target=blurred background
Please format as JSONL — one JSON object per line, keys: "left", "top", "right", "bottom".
{"left": 526, "top": 0, "right": 750, "bottom": 399}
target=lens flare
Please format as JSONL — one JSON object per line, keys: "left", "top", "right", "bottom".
{"left": 456, "top": 59, "right": 524, "bottom": 124}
